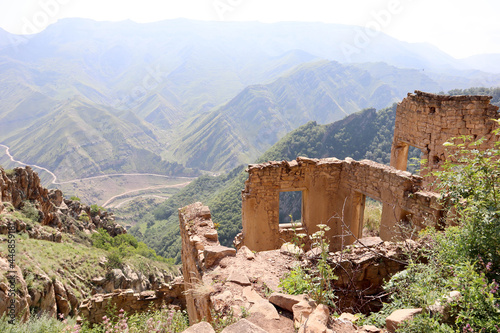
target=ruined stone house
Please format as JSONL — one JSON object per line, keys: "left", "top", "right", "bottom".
{"left": 239, "top": 91, "right": 500, "bottom": 252}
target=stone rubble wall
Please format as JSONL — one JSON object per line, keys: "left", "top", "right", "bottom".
{"left": 179, "top": 203, "right": 219, "bottom": 323}
{"left": 78, "top": 280, "right": 185, "bottom": 325}
{"left": 391, "top": 90, "right": 500, "bottom": 185}
{"left": 241, "top": 157, "right": 442, "bottom": 251}
{"left": 178, "top": 202, "right": 238, "bottom": 324}
{"left": 328, "top": 237, "right": 422, "bottom": 313}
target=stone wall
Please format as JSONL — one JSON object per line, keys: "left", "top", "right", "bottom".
{"left": 390, "top": 90, "right": 500, "bottom": 185}
{"left": 179, "top": 202, "right": 236, "bottom": 324}
{"left": 241, "top": 157, "right": 442, "bottom": 251}
{"left": 78, "top": 281, "right": 185, "bottom": 325}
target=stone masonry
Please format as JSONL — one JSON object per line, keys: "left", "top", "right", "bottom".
{"left": 241, "top": 157, "right": 442, "bottom": 251}
{"left": 390, "top": 90, "right": 500, "bottom": 184}
{"left": 179, "top": 202, "right": 236, "bottom": 324}
{"left": 78, "top": 281, "right": 185, "bottom": 325}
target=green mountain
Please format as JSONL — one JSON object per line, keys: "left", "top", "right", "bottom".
{"left": 3, "top": 97, "right": 197, "bottom": 180}
{"left": 2, "top": 18, "right": 500, "bottom": 184}
{"left": 169, "top": 60, "right": 443, "bottom": 171}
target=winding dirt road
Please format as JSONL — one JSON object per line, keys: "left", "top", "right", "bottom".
{"left": 101, "top": 182, "right": 191, "bottom": 208}
{"left": 0, "top": 144, "right": 59, "bottom": 184}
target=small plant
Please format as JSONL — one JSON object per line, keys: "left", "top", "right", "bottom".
{"left": 21, "top": 201, "right": 39, "bottom": 222}
{"left": 211, "top": 307, "right": 239, "bottom": 333}
{"left": 280, "top": 265, "right": 309, "bottom": 295}
{"left": 70, "top": 196, "right": 81, "bottom": 202}
{"left": 90, "top": 204, "right": 105, "bottom": 214}
{"left": 280, "top": 224, "right": 337, "bottom": 306}
{"left": 78, "top": 212, "right": 89, "bottom": 223}
{"left": 262, "top": 282, "right": 274, "bottom": 297}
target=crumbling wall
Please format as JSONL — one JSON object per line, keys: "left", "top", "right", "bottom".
{"left": 78, "top": 282, "right": 185, "bottom": 325}
{"left": 390, "top": 90, "right": 500, "bottom": 184}
{"left": 179, "top": 202, "right": 236, "bottom": 324}
{"left": 241, "top": 157, "right": 442, "bottom": 251}
{"left": 241, "top": 157, "right": 342, "bottom": 252}
{"left": 241, "top": 91, "right": 500, "bottom": 250}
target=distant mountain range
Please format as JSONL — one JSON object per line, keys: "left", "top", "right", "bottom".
{"left": 1, "top": 18, "right": 500, "bottom": 180}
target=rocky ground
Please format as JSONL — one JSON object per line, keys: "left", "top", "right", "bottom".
{"left": 192, "top": 245, "right": 387, "bottom": 332}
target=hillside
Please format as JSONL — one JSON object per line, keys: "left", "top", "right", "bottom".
{"left": 2, "top": 97, "right": 197, "bottom": 181}
{"left": 2, "top": 20, "right": 500, "bottom": 176}
{"left": 2, "top": 19, "right": 500, "bottom": 188}
{"left": 0, "top": 166, "right": 178, "bottom": 322}
{"left": 169, "top": 60, "right": 445, "bottom": 171}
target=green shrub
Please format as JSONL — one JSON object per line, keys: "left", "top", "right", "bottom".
{"left": 21, "top": 201, "right": 39, "bottom": 222}
{"left": 279, "top": 224, "right": 337, "bottom": 306}
{"left": 363, "top": 129, "right": 500, "bottom": 331}
{"left": 106, "top": 248, "right": 123, "bottom": 269}
{"left": 280, "top": 265, "right": 309, "bottom": 295}
{"left": 91, "top": 228, "right": 113, "bottom": 250}
{"left": 90, "top": 204, "right": 106, "bottom": 214}
{"left": 92, "top": 228, "right": 173, "bottom": 265}
{"left": 436, "top": 133, "right": 500, "bottom": 282}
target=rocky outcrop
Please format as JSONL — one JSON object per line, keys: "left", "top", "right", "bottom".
{"left": 90, "top": 264, "right": 176, "bottom": 295}
{"left": 0, "top": 166, "right": 126, "bottom": 239}
{"left": 0, "top": 258, "right": 30, "bottom": 322}
{"left": 0, "top": 166, "right": 166, "bottom": 323}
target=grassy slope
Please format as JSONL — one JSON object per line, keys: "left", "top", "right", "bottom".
{"left": 0, "top": 209, "right": 177, "bottom": 303}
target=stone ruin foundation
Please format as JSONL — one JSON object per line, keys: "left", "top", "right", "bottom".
{"left": 240, "top": 157, "right": 441, "bottom": 251}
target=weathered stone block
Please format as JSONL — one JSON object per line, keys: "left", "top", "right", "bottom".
{"left": 268, "top": 292, "right": 306, "bottom": 312}
{"left": 386, "top": 308, "right": 422, "bottom": 332}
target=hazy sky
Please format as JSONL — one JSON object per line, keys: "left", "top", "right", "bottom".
{"left": 0, "top": 0, "right": 498, "bottom": 59}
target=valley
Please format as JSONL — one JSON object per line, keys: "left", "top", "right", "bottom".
{"left": 0, "top": 143, "right": 194, "bottom": 216}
